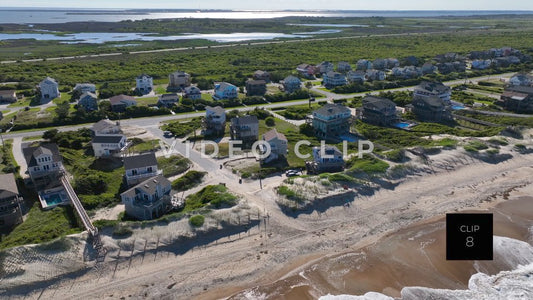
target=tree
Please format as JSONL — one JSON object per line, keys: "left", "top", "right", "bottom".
{"left": 55, "top": 101, "right": 70, "bottom": 120}
{"left": 43, "top": 129, "right": 58, "bottom": 140}
{"left": 265, "top": 117, "right": 276, "bottom": 127}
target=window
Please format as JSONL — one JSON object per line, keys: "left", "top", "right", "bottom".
{"left": 147, "top": 167, "right": 153, "bottom": 173}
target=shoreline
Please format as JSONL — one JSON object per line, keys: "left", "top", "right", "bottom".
{"left": 2, "top": 150, "right": 532, "bottom": 299}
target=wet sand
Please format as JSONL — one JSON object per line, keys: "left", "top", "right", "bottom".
{"left": 233, "top": 196, "right": 533, "bottom": 299}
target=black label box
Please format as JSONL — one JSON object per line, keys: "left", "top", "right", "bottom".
{"left": 446, "top": 213, "right": 493, "bottom": 260}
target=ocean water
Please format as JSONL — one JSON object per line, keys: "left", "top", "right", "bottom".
{"left": 320, "top": 236, "right": 533, "bottom": 300}
{"left": 0, "top": 9, "right": 532, "bottom": 24}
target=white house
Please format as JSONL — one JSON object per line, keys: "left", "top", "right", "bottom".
{"left": 317, "top": 61, "right": 335, "bottom": 74}
{"left": 365, "top": 69, "right": 386, "bottom": 81}
{"left": 356, "top": 59, "right": 372, "bottom": 71}
{"left": 39, "top": 77, "right": 60, "bottom": 103}
{"left": 471, "top": 60, "right": 492, "bottom": 70}
{"left": 121, "top": 174, "right": 172, "bottom": 220}
{"left": 92, "top": 135, "right": 127, "bottom": 158}
{"left": 322, "top": 71, "right": 347, "bottom": 88}
{"left": 509, "top": 73, "right": 533, "bottom": 86}
{"left": 184, "top": 86, "right": 202, "bottom": 100}
{"left": 136, "top": 74, "right": 153, "bottom": 95}
{"left": 74, "top": 83, "right": 96, "bottom": 94}
{"left": 124, "top": 153, "right": 161, "bottom": 186}
{"left": 92, "top": 119, "right": 122, "bottom": 136}
{"left": 261, "top": 129, "right": 288, "bottom": 164}
{"left": 347, "top": 70, "right": 366, "bottom": 83}
{"left": 213, "top": 82, "right": 238, "bottom": 100}
{"left": 337, "top": 61, "right": 352, "bottom": 73}
{"left": 78, "top": 92, "right": 98, "bottom": 111}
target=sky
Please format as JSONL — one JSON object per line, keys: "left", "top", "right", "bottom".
{"left": 2, "top": 0, "right": 533, "bottom": 11}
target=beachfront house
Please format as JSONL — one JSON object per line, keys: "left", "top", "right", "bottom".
{"left": 184, "top": 86, "right": 202, "bottom": 100}
{"left": 124, "top": 153, "right": 161, "bottom": 187}
{"left": 121, "top": 174, "right": 172, "bottom": 220}
{"left": 509, "top": 73, "right": 533, "bottom": 87}
{"left": 157, "top": 94, "right": 180, "bottom": 108}
{"left": 498, "top": 86, "right": 533, "bottom": 113}
{"left": 361, "top": 96, "right": 398, "bottom": 126}
{"left": 230, "top": 115, "right": 259, "bottom": 146}
{"left": 0, "top": 90, "right": 17, "bottom": 103}
{"left": 261, "top": 129, "right": 288, "bottom": 164}
{"left": 311, "top": 103, "right": 352, "bottom": 140}
{"left": 322, "top": 71, "right": 347, "bottom": 88}
{"left": 92, "top": 135, "right": 128, "bottom": 158}
{"left": 0, "top": 173, "right": 23, "bottom": 229}
{"left": 412, "top": 96, "right": 453, "bottom": 122}
{"left": 245, "top": 79, "right": 267, "bottom": 96}
{"left": 168, "top": 71, "right": 191, "bottom": 91}
{"left": 23, "top": 143, "right": 63, "bottom": 189}
{"left": 38, "top": 77, "right": 60, "bottom": 103}
{"left": 109, "top": 94, "right": 137, "bottom": 112}
{"left": 213, "top": 82, "right": 238, "bottom": 100}
{"left": 414, "top": 81, "right": 451, "bottom": 104}
{"left": 204, "top": 106, "right": 226, "bottom": 136}
{"left": 306, "top": 145, "right": 345, "bottom": 174}
{"left": 78, "top": 92, "right": 98, "bottom": 112}
{"left": 135, "top": 74, "right": 153, "bottom": 95}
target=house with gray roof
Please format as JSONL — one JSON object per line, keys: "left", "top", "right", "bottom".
{"left": 498, "top": 86, "right": 533, "bottom": 113}
{"left": 0, "top": 90, "right": 17, "bottom": 103}
{"left": 361, "top": 96, "right": 398, "bottom": 126}
{"left": 261, "top": 129, "right": 288, "bottom": 164}
{"left": 121, "top": 174, "right": 172, "bottom": 220}
{"left": 157, "top": 94, "right": 180, "bottom": 108}
{"left": 412, "top": 96, "right": 452, "bottom": 122}
{"left": 245, "top": 79, "right": 267, "bottom": 96}
{"left": 204, "top": 106, "right": 226, "bottom": 136}
{"left": 322, "top": 71, "right": 347, "bottom": 88}
{"left": 38, "top": 77, "right": 60, "bottom": 103}
{"left": 78, "top": 92, "right": 98, "bottom": 112}
{"left": 109, "top": 94, "right": 137, "bottom": 112}
{"left": 253, "top": 70, "right": 271, "bottom": 82}
{"left": 136, "top": 74, "right": 153, "bottom": 95}
{"left": 414, "top": 81, "right": 451, "bottom": 104}
{"left": 230, "top": 115, "right": 259, "bottom": 145}
{"left": 184, "top": 86, "right": 202, "bottom": 100}
{"left": 0, "top": 173, "right": 23, "bottom": 229}
{"left": 213, "top": 82, "right": 238, "bottom": 100}
{"left": 23, "top": 143, "right": 63, "bottom": 189}
{"left": 124, "top": 153, "right": 160, "bottom": 186}
{"left": 306, "top": 145, "right": 345, "bottom": 174}
{"left": 74, "top": 83, "right": 96, "bottom": 94}
{"left": 91, "top": 119, "right": 122, "bottom": 136}
{"left": 281, "top": 75, "right": 302, "bottom": 93}
{"left": 168, "top": 71, "right": 191, "bottom": 91}
{"left": 311, "top": 104, "right": 352, "bottom": 140}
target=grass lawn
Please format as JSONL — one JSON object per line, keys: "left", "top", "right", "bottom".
{"left": 128, "top": 139, "right": 161, "bottom": 153}
{"left": 135, "top": 97, "right": 159, "bottom": 106}
{"left": 154, "top": 85, "right": 168, "bottom": 94}
{"left": 22, "top": 135, "right": 43, "bottom": 142}
{"left": 7, "top": 98, "right": 31, "bottom": 108}
{"left": 61, "top": 147, "right": 125, "bottom": 209}
{"left": 0, "top": 204, "right": 82, "bottom": 250}
{"left": 201, "top": 93, "right": 213, "bottom": 101}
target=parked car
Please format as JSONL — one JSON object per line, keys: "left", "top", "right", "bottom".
{"left": 285, "top": 169, "right": 301, "bottom": 177}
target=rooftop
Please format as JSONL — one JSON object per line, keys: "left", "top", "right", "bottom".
{"left": 23, "top": 143, "right": 62, "bottom": 168}
{"left": 121, "top": 174, "right": 170, "bottom": 200}
{"left": 263, "top": 128, "right": 287, "bottom": 142}
{"left": 314, "top": 103, "right": 351, "bottom": 117}
{"left": 124, "top": 153, "right": 157, "bottom": 170}
{"left": 231, "top": 115, "right": 258, "bottom": 126}
{"left": 0, "top": 173, "right": 19, "bottom": 199}
{"left": 363, "top": 96, "right": 396, "bottom": 110}
{"left": 92, "top": 135, "right": 125, "bottom": 144}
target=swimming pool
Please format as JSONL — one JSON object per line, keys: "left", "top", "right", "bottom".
{"left": 339, "top": 134, "right": 359, "bottom": 142}
{"left": 44, "top": 194, "right": 63, "bottom": 206}
{"left": 393, "top": 122, "right": 411, "bottom": 129}
{"left": 39, "top": 188, "right": 69, "bottom": 209}
{"left": 452, "top": 105, "right": 466, "bottom": 110}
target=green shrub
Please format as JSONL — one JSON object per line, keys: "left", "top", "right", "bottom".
{"left": 383, "top": 149, "right": 406, "bottom": 162}
{"left": 172, "top": 170, "right": 206, "bottom": 191}
{"left": 189, "top": 215, "right": 205, "bottom": 227}
{"left": 328, "top": 173, "right": 355, "bottom": 182}
{"left": 112, "top": 225, "right": 133, "bottom": 238}
{"left": 346, "top": 155, "right": 389, "bottom": 174}
{"left": 464, "top": 140, "right": 488, "bottom": 152}
{"left": 184, "top": 184, "right": 237, "bottom": 211}
{"left": 74, "top": 174, "right": 108, "bottom": 195}
{"left": 265, "top": 117, "right": 276, "bottom": 127}
{"left": 93, "top": 219, "right": 119, "bottom": 229}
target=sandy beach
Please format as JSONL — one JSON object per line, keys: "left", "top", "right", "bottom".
{"left": 1, "top": 143, "right": 532, "bottom": 299}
